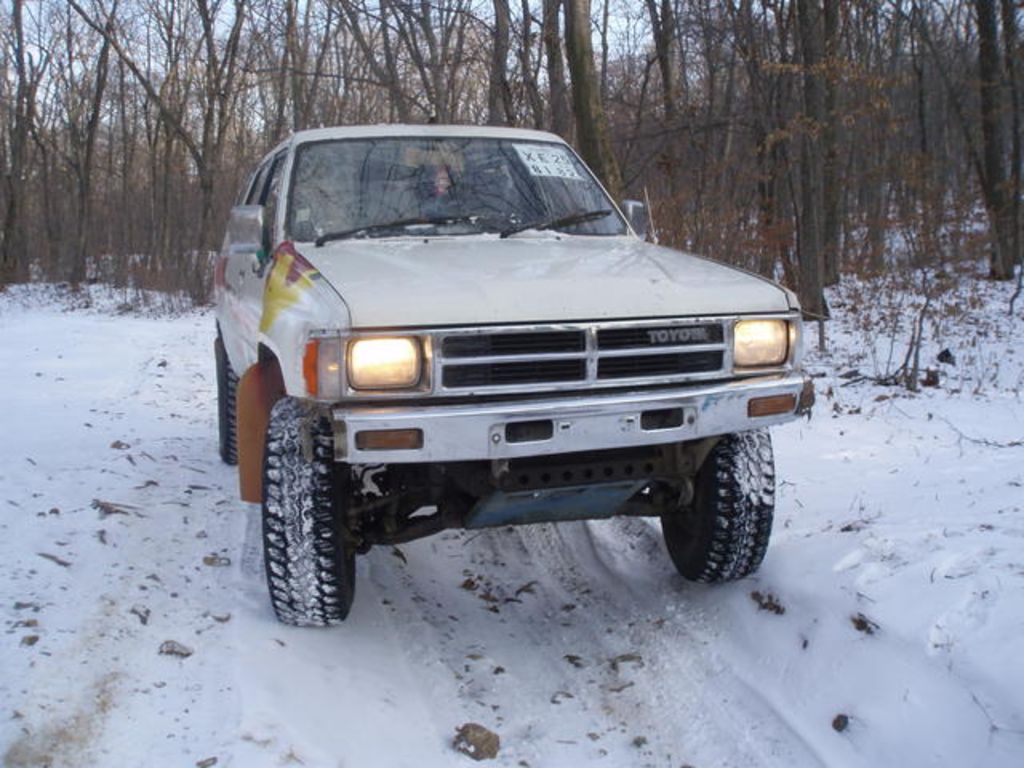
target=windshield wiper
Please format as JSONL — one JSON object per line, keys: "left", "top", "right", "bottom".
{"left": 499, "top": 208, "right": 613, "bottom": 239}
{"left": 315, "top": 215, "right": 479, "bottom": 246}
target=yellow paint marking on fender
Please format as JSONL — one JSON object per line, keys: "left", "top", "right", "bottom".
{"left": 260, "top": 247, "right": 319, "bottom": 334}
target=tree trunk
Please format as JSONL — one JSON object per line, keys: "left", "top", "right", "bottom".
{"left": 1, "top": 0, "right": 36, "bottom": 284}
{"left": 975, "top": 0, "right": 1015, "bottom": 279}
{"left": 1000, "top": 0, "right": 1022, "bottom": 275}
{"left": 822, "top": 0, "right": 841, "bottom": 285}
{"left": 517, "top": 0, "right": 545, "bottom": 128}
{"left": 796, "top": 0, "right": 827, "bottom": 319}
{"left": 645, "top": 0, "right": 680, "bottom": 199}
{"left": 564, "top": 0, "right": 623, "bottom": 199}
{"left": 69, "top": 19, "right": 113, "bottom": 287}
{"left": 487, "top": 0, "right": 513, "bottom": 125}
{"left": 599, "top": 0, "right": 610, "bottom": 102}
{"left": 542, "top": 0, "right": 572, "bottom": 139}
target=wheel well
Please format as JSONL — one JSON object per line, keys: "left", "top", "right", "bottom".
{"left": 236, "top": 346, "right": 285, "bottom": 503}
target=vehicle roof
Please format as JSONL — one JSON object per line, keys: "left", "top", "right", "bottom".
{"left": 271, "top": 124, "right": 567, "bottom": 154}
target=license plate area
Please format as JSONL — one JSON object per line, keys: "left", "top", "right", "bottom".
{"left": 491, "top": 406, "right": 697, "bottom": 454}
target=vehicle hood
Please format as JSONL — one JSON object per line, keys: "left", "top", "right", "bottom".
{"left": 299, "top": 235, "right": 793, "bottom": 328}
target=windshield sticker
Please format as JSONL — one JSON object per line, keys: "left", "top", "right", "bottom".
{"left": 513, "top": 145, "right": 583, "bottom": 181}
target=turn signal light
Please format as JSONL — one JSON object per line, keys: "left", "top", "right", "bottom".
{"left": 748, "top": 394, "right": 797, "bottom": 418}
{"left": 304, "top": 337, "right": 343, "bottom": 400}
{"left": 355, "top": 429, "right": 424, "bottom": 451}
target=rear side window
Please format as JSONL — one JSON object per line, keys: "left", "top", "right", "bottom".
{"left": 245, "top": 152, "right": 287, "bottom": 206}
{"left": 244, "top": 163, "right": 270, "bottom": 205}
{"left": 261, "top": 153, "right": 287, "bottom": 238}
{"left": 263, "top": 154, "right": 286, "bottom": 204}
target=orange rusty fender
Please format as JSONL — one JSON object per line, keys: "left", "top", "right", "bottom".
{"left": 236, "top": 357, "right": 284, "bottom": 503}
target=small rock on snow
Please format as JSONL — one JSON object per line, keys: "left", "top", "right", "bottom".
{"left": 159, "top": 640, "right": 194, "bottom": 658}
{"left": 851, "top": 613, "right": 880, "bottom": 635}
{"left": 609, "top": 653, "right": 644, "bottom": 672}
{"left": 130, "top": 605, "right": 151, "bottom": 625}
{"left": 750, "top": 590, "right": 786, "bottom": 615}
{"left": 453, "top": 723, "right": 500, "bottom": 761}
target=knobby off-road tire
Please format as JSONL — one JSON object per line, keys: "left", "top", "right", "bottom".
{"left": 262, "top": 397, "right": 355, "bottom": 626}
{"left": 215, "top": 335, "right": 238, "bottom": 465}
{"left": 662, "top": 429, "right": 775, "bottom": 582}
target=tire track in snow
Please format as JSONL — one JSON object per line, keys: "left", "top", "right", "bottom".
{"left": 1, "top": 308, "right": 244, "bottom": 767}
{"left": 358, "top": 516, "right": 824, "bottom": 767}
{"left": 513, "top": 518, "right": 827, "bottom": 767}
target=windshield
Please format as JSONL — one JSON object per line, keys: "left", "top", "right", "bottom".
{"left": 286, "top": 136, "right": 628, "bottom": 242}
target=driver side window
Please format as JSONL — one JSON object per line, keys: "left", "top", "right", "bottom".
{"left": 261, "top": 154, "right": 287, "bottom": 243}
{"left": 244, "top": 161, "right": 271, "bottom": 206}
{"left": 244, "top": 151, "right": 287, "bottom": 245}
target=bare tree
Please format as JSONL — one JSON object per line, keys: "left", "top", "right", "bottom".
{"left": 796, "top": 0, "right": 827, "bottom": 320}
{"left": 488, "top": 0, "right": 513, "bottom": 125}
{"left": 564, "top": 0, "right": 622, "bottom": 199}
{"left": 974, "top": 0, "right": 1015, "bottom": 279}
{"left": 1000, "top": 0, "right": 1022, "bottom": 277}
{"left": 0, "top": 0, "right": 1014, "bottom": 305}
{"left": 69, "top": 0, "right": 250, "bottom": 252}
{"left": 333, "top": 0, "right": 414, "bottom": 121}
{"left": 822, "top": 0, "right": 840, "bottom": 285}
{"left": 542, "top": 0, "right": 572, "bottom": 138}
{"left": 645, "top": 0, "right": 680, "bottom": 199}
{"left": 51, "top": 2, "right": 114, "bottom": 285}
{"left": 513, "top": 0, "right": 546, "bottom": 128}
{"left": 1, "top": 0, "right": 49, "bottom": 282}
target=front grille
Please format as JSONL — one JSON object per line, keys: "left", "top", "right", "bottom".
{"left": 598, "top": 351, "right": 723, "bottom": 379}
{"left": 443, "top": 359, "right": 586, "bottom": 388}
{"left": 434, "top": 320, "right": 729, "bottom": 393}
{"left": 443, "top": 331, "right": 584, "bottom": 357}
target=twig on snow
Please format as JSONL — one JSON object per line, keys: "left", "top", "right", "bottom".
{"left": 971, "top": 692, "right": 1024, "bottom": 737}
{"left": 937, "top": 415, "right": 1024, "bottom": 449}
{"left": 1010, "top": 262, "right": 1023, "bottom": 316}
{"left": 37, "top": 552, "right": 72, "bottom": 568}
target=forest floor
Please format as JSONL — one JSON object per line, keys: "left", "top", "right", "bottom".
{"left": 1, "top": 268, "right": 1023, "bottom": 768}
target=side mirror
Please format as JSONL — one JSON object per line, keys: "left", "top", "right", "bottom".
{"left": 621, "top": 199, "right": 649, "bottom": 240}
{"left": 227, "top": 205, "right": 270, "bottom": 262}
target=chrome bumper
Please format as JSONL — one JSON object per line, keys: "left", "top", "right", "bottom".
{"left": 331, "top": 373, "right": 811, "bottom": 464}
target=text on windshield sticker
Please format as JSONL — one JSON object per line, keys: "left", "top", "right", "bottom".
{"left": 513, "top": 145, "right": 584, "bottom": 181}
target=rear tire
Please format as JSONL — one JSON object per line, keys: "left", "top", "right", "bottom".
{"left": 215, "top": 335, "right": 238, "bottom": 465}
{"left": 661, "top": 430, "right": 775, "bottom": 582}
{"left": 261, "top": 397, "right": 356, "bottom": 626}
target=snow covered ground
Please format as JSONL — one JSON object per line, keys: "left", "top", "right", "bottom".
{"left": 1, "top": 273, "right": 1023, "bottom": 768}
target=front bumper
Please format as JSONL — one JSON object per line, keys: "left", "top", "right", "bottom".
{"left": 331, "top": 372, "right": 812, "bottom": 464}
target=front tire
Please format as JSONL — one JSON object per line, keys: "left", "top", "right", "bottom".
{"left": 661, "top": 430, "right": 775, "bottom": 582}
{"left": 215, "top": 335, "right": 238, "bottom": 465}
{"left": 261, "top": 397, "right": 356, "bottom": 626}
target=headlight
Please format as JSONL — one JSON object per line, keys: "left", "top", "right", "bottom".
{"left": 348, "top": 337, "right": 422, "bottom": 390}
{"left": 734, "top": 319, "right": 789, "bottom": 368}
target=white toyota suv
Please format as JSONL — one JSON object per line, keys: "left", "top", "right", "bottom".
{"left": 214, "top": 125, "right": 813, "bottom": 626}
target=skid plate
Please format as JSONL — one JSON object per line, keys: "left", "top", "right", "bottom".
{"left": 465, "top": 480, "right": 648, "bottom": 529}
